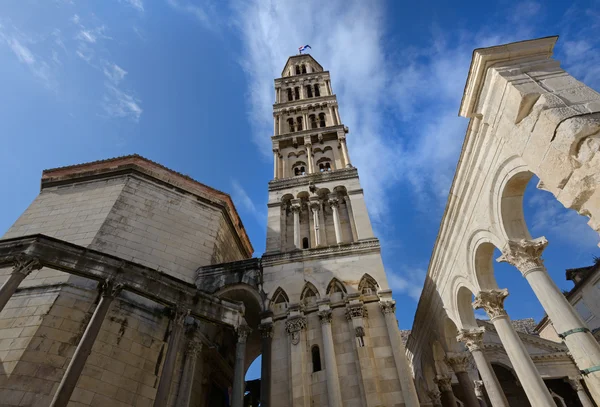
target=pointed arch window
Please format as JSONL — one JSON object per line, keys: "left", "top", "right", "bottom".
{"left": 311, "top": 346, "right": 322, "bottom": 372}
{"left": 301, "top": 282, "right": 319, "bottom": 304}
{"left": 358, "top": 274, "right": 379, "bottom": 296}
{"left": 302, "top": 237, "right": 309, "bottom": 249}
{"left": 326, "top": 278, "right": 347, "bottom": 297}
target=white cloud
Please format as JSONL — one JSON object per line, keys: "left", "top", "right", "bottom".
{"left": 103, "top": 63, "right": 128, "bottom": 84}
{"left": 123, "top": 0, "right": 144, "bottom": 12}
{"left": 103, "top": 85, "right": 143, "bottom": 121}
{"left": 0, "top": 31, "right": 56, "bottom": 89}
{"left": 231, "top": 180, "right": 266, "bottom": 225}
{"left": 387, "top": 266, "right": 427, "bottom": 301}
{"left": 167, "top": 0, "right": 215, "bottom": 29}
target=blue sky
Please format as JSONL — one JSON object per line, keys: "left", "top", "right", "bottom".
{"left": 1, "top": 0, "right": 600, "bottom": 379}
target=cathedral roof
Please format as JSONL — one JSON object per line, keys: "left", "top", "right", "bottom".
{"left": 41, "top": 154, "right": 254, "bottom": 257}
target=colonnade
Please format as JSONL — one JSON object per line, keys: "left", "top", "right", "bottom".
{"left": 272, "top": 103, "right": 340, "bottom": 137}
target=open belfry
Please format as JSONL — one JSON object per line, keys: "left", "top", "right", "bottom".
{"left": 2, "top": 37, "right": 600, "bottom": 407}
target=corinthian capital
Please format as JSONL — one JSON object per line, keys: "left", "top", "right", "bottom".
{"left": 12, "top": 254, "right": 42, "bottom": 277}
{"left": 497, "top": 237, "right": 547, "bottom": 276}
{"left": 380, "top": 301, "right": 396, "bottom": 315}
{"left": 457, "top": 327, "right": 485, "bottom": 352}
{"left": 237, "top": 323, "right": 252, "bottom": 343}
{"left": 445, "top": 352, "right": 471, "bottom": 373}
{"left": 426, "top": 389, "right": 441, "bottom": 404}
{"left": 328, "top": 197, "right": 339, "bottom": 208}
{"left": 318, "top": 309, "right": 332, "bottom": 325}
{"left": 472, "top": 289, "right": 508, "bottom": 320}
{"left": 285, "top": 316, "right": 307, "bottom": 345}
{"left": 434, "top": 375, "right": 453, "bottom": 392}
{"left": 290, "top": 203, "right": 301, "bottom": 213}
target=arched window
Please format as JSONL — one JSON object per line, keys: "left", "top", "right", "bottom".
{"left": 312, "top": 346, "right": 321, "bottom": 372}
{"left": 326, "top": 278, "right": 347, "bottom": 297}
{"left": 301, "top": 282, "right": 319, "bottom": 304}
{"left": 292, "top": 162, "right": 307, "bottom": 176}
{"left": 294, "top": 87, "right": 300, "bottom": 100}
{"left": 306, "top": 85, "right": 313, "bottom": 98}
{"left": 358, "top": 274, "right": 379, "bottom": 296}
{"left": 319, "top": 162, "right": 332, "bottom": 172}
{"left": 309, "top": 114, "right": 317, "bottom": 129}
{"left": 314, "top": 84, "right": 320, "bottom": 97}
{"left": 271, "top": 287, "right": 289, "bottom": 313}
{"left": 287, "top": 88, "right": 293, "bottom": 102}
{"left": 296, "top": 117, "right": 303, "bottom": 131}
{"left": 319, "top": 113, "right": 326, "bottom": 128}
{"left": 288, "top": 118, "right": 295, "bottom": 133}
{"left": 295, "top": 65, "right": 301, "bottom": 75}
{"left": 302, "top": 237, "right": 309, "bottom": 249}
{"left": 301, "top": 64, "right": 307, "bottom": 74}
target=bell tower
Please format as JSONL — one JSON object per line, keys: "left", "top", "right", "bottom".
{"left": 260, "top": 53, "right": 420, "bottom": 407}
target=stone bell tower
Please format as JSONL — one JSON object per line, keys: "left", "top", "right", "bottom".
{"left": 259, "top": 54, "right": 420, "bottom": 406}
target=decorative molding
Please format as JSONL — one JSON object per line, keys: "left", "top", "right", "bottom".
{"left": 434, "top": 375, "right": 453, "bottom": 392}
{"left": 445, "top": 352, "right": 471, "bottom": 373}
{"left": 318, "top": 309, "right": 332, "bottom": 325}
{"left": 457, "top": 327, "right": 485, "bottom": 352}
{"left": 285, "top": 316, "right": 307, "bottom": 345}
{"left": 474, "top": 380, "right": 485, "bottom": 397}
{"left": 262, "top": 238, "right": 380, "bottom": 266}
{"left": 497, "top": 237, "right": 548, "bottom": 276}
{"left": 345, "top": 304, "right": 368, "bottom": 320}
{"left": 472, "top": 289, "right": 508, "bottom": 320}
{"left": 259, "top": 323, "right": 274, "bottom": 339}
{"left": 12, "top": 254, "right": 42, "bottom": 277}
{"left": 355, "top": 326, "right": 365, "bottom": 338}
{"left": 566, "top": 376, "right": 584, "bottom": 392}
{"left": 173, "top": 307, "right": 191, "bottom": 327}
{"left": 380, "top": 301, "right": 396, "bottom": 315}
{"left": 426, "top": 389, "right": 441, "bottom": 404}
{"left": 100, "top": 277, "right": 124, "bottom": 299}
{"left": 268, "top": 166, "right": 358, "bottom": 191}
{"left": 237, "top": 324, "right": 252, "bottom": 343}
{"left": 186, "top": 339, "right": 202, "bottom": 357}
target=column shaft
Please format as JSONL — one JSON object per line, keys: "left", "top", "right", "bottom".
{"left": 278, "top": 114, "right": 283, "bottom": 135}
{"left": 339, "top": 138, "right": 351, "bottom": 168}
{"left": 311, "top": 206, "right": 321, "bottom": 247}
{"left": 329, "top": 200, "right": 343, "bottom": 244}
{"left": 343, "top": 196, "right": 358, "bottom": 242}
{"left": 334, "top": 106, "right": 341, "bottom": 125}
{"left": 319, "top": 309, "right": 343, "bottom": 407}
{"left": 51, "top": 280, "right": 121, "bottom": 407}
{"left": 260, "top": 324, "right": 273, "bottom": 407}
{"left": 174, "top": 340, "right": 201, "bottom": 407}
{"left": 273, "top": 150, "right": 279, "bottom": 179}
{"left": 455, "top": 372, "right": 479, "bottom": 407}
{"left": 0, "top": 257, "right": 41, "bottom": 313}
{"left": 305, "top": 144, "right": 314, "bottom": 174}
{"left": 380, "top": 302, "right": 420, "bottom": 406}
{"left": 328, "top": 106, "right": 336, "bottom": 125}
{"left": 292, "top": 205, "right": 301, "bottom": 249}
{"left": 153, "top": 310, "right": 188, "bottom": 407}
{"left": 471, "top": 350, "right": 507, "bottom": 407}
{"left": 232, "top": 339, "right": 247, "bottom": 407}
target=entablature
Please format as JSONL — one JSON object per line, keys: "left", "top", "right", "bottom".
{"left": 272, "top": 124, "right": 346, "bottom": 144}
{"left": 262, "top": 238, "right": 380, "bottom": 266}
{"left": 273, "top": 95, "right": 337, "bottom": 110}
{"left": 275, "top": 71, "right": 330, "bottom": 86}
{"left": 268, "top": 167, "right": 358, "bottom": 192}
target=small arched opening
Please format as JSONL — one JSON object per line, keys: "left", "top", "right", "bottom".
{"left": 294, "top": 87, "right": 300, "bottom": 100}
{"left": 302, "top": 237, "right": 309, "bottom": 249}
{"left": 295, "top": 65, "right": 301, "bottom": 75}
{"left": 287, "top": 88, "right": 293, "bottom": 102}
{"left": 311, "top": 345, "right": 322, "bottom": 372}
{"left": 306, "top": 85, "right": 313, "bottom": 98}
{"left": 301, "top": 64, "right": 307, "bottom": 74}
{"left": 287, "top": 118, "right": 295, "bottom": 133}
{"left": 319, "top": 113, "right": 326, "bottom": 127}
{"left": 314, "top": 84, "right": 320, "bottom": 97}
{"left": 296, "top": 116, "right": 303, "bottom": 131}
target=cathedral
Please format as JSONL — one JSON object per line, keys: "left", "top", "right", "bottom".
{"left": 0, "top": 36, "right": 599, "bottom": 407}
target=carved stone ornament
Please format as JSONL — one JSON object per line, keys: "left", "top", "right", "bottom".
{"left": 186, "top": 339, "right": 202, "bottom": 357}
{"left": 456, "top": 327, "right": 485, "bottom": 352}
{"left": 472, "top": 289, "right": 508, "bottom": 320}
{"left": 237, "top": 324, "right": 252, "bottom": 343}
{"left": 100, "top": 277, "right": 124, "bottom": 299}
{"left": 426, "top": 389, "right": 441, "bottom": 403}
{"left": 318, "top": 309, "right": 332, "bottom": 325}
{"left": 258, "top": 323, "right": 274, "bottom": 339}
{"left": 434, "top": 375, "right": 453, "bottom": 392}
{"left": 173, "top": 307, "right": 191, "bottom": 326}
{"left": 285, "top": 316, "right": 307, "bottom": 345}
{"left": 291, "top": 203, "right": 301, "bottom": 213}
{"left": 12, "top": 255, "right": 42, "bottom": 277}
{"left": 496, "top": 237, "right": 547, "bottom": 276}
{"left": 473, "top": 380, "right": 485, "bottom": 397}
{"left": 345, "top": 304, "right": 368, "bottom": 320}
{"left": 355, "top": 326, "right": 365, "bottom": 338}
{"left": 445, "top": 352, "right": 471, "bottom": 373}
{"left": 328, "top": 197, "right": 339, "bottom": 208}
{"left": 380, "top": 301, "right": 396, "bottom": 315}
{"left": 566, "top": 376, "right": 584, "bottom": 392}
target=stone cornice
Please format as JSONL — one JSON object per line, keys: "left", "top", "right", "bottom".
{"left": 275, "top": 70, "right": 330, "bottom": 84}
{"left": 262, "top": 238, "right": 380, "bottom": 266}
{"left": 272, "top": 124, "right": 345, "bottom": 142}
{"left": 274, "top": 95, "right": 336, "bottom": 110}
{"left": 268, "top": 167, "right": 358, "bottom": 191}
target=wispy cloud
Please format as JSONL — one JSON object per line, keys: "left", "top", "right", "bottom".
{"left": 103, "top": 62, "right": 127, "bottom": 84}
{"left": 103, "top": 84, "right": 143, "bottom": 121}
{"left": 166, "top": 0, "right": 216, "bottom": 29}
{"left": 71, "top": 14, "right": 110, "bottom": 64}
{"left": 122, "top": 0, "right": 144, "bottom": 12}
{"left": 387, "top": 265, "right": 427, "bottom": 301}
{"left": 230, "top": 180, "right": 266, "bottom": 225}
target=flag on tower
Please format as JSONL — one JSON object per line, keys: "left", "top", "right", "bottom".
{"left": 298, "top": 44, "right": 311, "bottom": 54}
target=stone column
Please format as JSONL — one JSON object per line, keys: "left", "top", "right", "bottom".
{"left": 566, "top": 376, "right": 594, "bottom": 407}
{"left": 310, "top": 201, "right": 321, "bottom": 247}
{"left": 327, "top": 80, "right": 333, "bottom": 95}
{"left": 380, "top": 301, "right": 420, "bottom": 406}
{"left": 291, "top": 200, "right": 301, "bottom": 249}
{"left": 50, "top": 278, "right": 123, "bottom": 407}
{"left": 434, "top": 375, "right": 457, "bottom": 407}
{"left": 175, "top": 337, "right": 202, "bottom": 407}
{"left": 427, "top": 389, "right": 443, "bottom": 407}
{"left": 318, "top": 304, "right": 343, "bottom": 407}
{"left": 278, "top": 113, "right": 283, "bottom": 135}
{"left": 318, "top": 201, "right": 327, "bottom": 246}
{"left": 273, "top": 114, "right": 278, "bottom": 135}
{"left": 328, "top": 197, "right": 343, "bottom": 244}
{"left": 343, "top": 196, "right": 358, "bottom": 242}
{"left": 346, "top": 298, "right": 384, "bottom": 407}
{"left": 457, "top": 328, "right": 508, "bottom": 407}
{"left": 328, "top": 105, "right": 336, "bottom": 125}
{"left": 338, "top": 135, "right": 352, "bottom": 168}
{"left": 445, "top": 353, "right": 479, "bottom": 407}
{"left": 334, "top": 106, "right": 341, "bottom": 125}
{"left": 153, "top": 308, "right": 189, "bottom": 407}
{"left": 474, "top": 380, "right": 488, "bottom": 407}
{"left": 498, "top": 237, "right": 600, "bottom": 403}
{"left": 305, "top": 141, "right": 314, "bottom": 174}
{"left": 286, "top": 311, "right": 309, "bottom": 407}
{"left": 259, "top": 320, "right": 273, "bottom": 407}
{"left": 0, "top": 255, "right": 42, "bottom": 313}
{"left": 273, "top": 149, "right": 279, "bottom": 179}
{"left": 232, "top": 323, "right": 252, "bottom": 407}
{"left": 473, "top": 289, "right": 555, "bottom": 406}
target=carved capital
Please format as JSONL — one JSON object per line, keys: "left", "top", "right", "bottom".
{"left": 345, "top": 304, "right": 368, "bottom": 320}
{"left": 186, "top": 339, "right": 202, "bottom": 357}
{"left": 380, "top": 301, "right": 396, "bottom": 315}
{"left": 434, "top": 375, "right": 453, "bottom": 392}
{"left": 285, "top": 316, "right": 307, "bottom": 345}
{"left": 566, "top": 376, "right": 584, "bottom": 392}
{"left": 291, "top": 203, "right": 301, "bottom": 214}
{"left": 472, "top": 289, "right": 508, "bottom": 320}
{"left": 12, "top": 255, "right": 42, "bottom": 278}
{"left": 237, "top": 324, "right": 252, "bottom": 343}
{"left": 318, "top": 309, "right": 332, "bottom": 325}
{"left": 309, "top": 201, "right": 321, "bottom": 212}
{"left": 426, "top": 389, "right": 441, "bottom": 404}
{"left": 328, "top": 197, "right": 339, "bottom": 208}
{"left": 100, "top": 277, "right": 123, "bottom": 299}
{"left": 457, "top": 327, "right": 485, "bottom": 352}
{"left": 497, "top": 237, "right": 547, "bottom": 276}
{"left": 258, "top": 323, "right": 274, "bottom": 339}
{"left": 445, "top": 352, "right": 471, "bottom": 373}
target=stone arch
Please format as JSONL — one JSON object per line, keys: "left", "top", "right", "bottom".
{"left": 441, "top": 316, "right": 464, "bottom": 352}
{"left": 358, "top": 273, "right": 379, "bottom": 295}
{"left": 270, "top": 286, "right": 289, "bottom": 315}
{"left": 456, "top": 285, "right": 479, "bottom": 329}
{"left": 432, "top": 340, "right": 450, "bottom": 376}
{"left": 473, "top": 241, "right": 501, "bottom": 291}
{"left": 326, "top": 278, "right": 347, "bottom": 302}
{"left": 301, "top": 281, "right": 319, "bottom": 305}
{"left": 466, "top": 229, "right": 504, "bottom": 291}
{"left": 498, "top": 168, "right": 534, "bottom": 241}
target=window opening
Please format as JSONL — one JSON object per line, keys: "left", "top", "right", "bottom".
{"left": 302, "top": 237, "right": 309, "bottom": 249}
{"left": 301, "top": 64, "right": 307, "bottom": 74}
{"left": 294, "top": 87, "right": 300, "bottom": 100}
{"left": 287, "top": 88, "right": 293, "bottom": 102}
{"left": 314, "top": 84, "right": 320, "bottom": 97}
{"left": 297, "top": 117, "right": 303, "bottom": 131}
{"left": 310, "top": 114, "right": 317, "bottom": 129}
{"left": 306, "top": 86, "right": 313, "bottom": 98}
{"left": 312, "top": 346, "right": 321, "bottom": 372}
{"left": 288, "top": 118, "right": 295, "bottom": 133}
{"left": 295, "top": 65, "right": 301, "bottom": 75}
{"left": 319, "top": 113, "right": 326, "bottom": 128}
